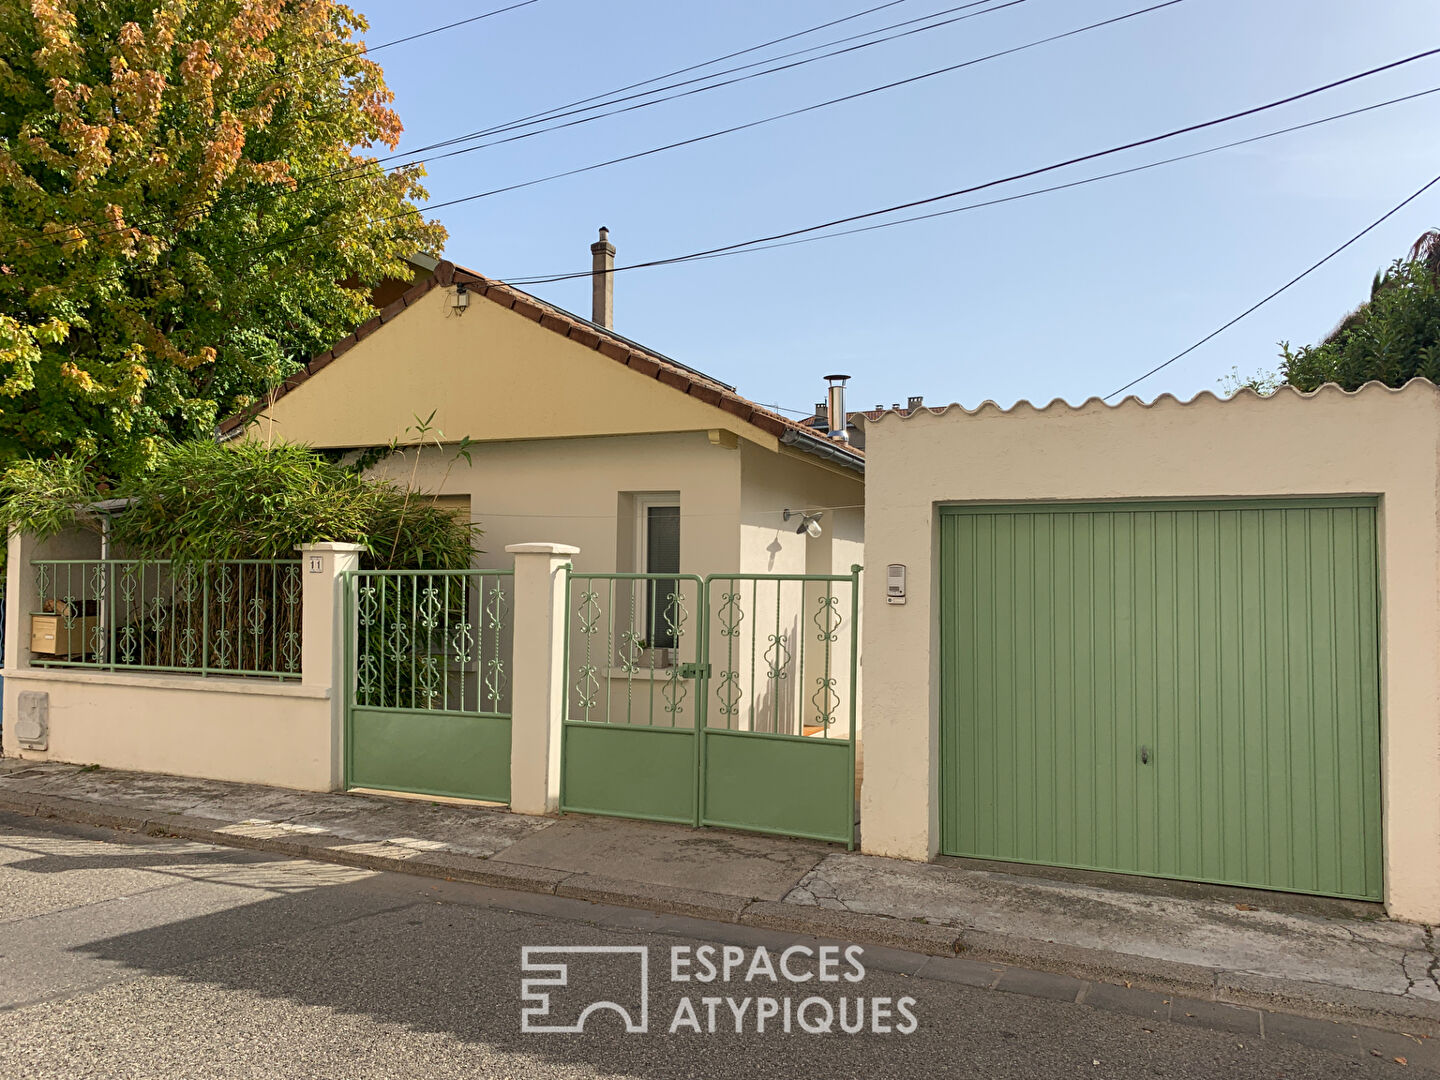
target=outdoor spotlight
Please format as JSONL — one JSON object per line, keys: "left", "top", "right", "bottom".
{"left": 452, "top": 282, "right": 470, "bottom": 312}
{"left": 783, "top": 509, "right": 824, "bottom": 538}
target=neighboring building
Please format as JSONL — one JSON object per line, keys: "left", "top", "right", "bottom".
{"left": 221, "top": 235, "right": 865, "bottom": 584}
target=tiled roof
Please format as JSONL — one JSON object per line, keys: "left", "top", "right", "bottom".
{"left": 217, "top": 260, "right": 864, "bottom": 467}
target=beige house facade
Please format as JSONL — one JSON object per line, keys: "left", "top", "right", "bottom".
{"left": 860, "top": 380, "right": 1440, "bottom": 923}
{"left": 226, "top": 259, "right": 864, "bottom": 580}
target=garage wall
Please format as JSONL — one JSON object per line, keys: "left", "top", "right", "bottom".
{"left": 860, "top": 380, "right": 1440, "bottom": 923}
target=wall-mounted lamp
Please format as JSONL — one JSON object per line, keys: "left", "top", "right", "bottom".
{"left": 784, "top": 508, "right": 824, "bottom": 538}
{"left": 452, "top": 282, "right": 470, "bottom": 313}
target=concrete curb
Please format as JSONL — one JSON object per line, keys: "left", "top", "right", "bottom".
{"left": 741, "top": 900, "right": 965, "bottom": 957}
{"left": 957, "top": 927, "right": 1440, "bottom": 1033}
{"left": 3, "top": 789, "right": 1436, "bottom": 1037}
{"left": 555, "top": 874, "right": 751, "bottom": 923}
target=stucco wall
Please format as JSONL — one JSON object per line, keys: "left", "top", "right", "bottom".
{"left": 860, "top": 381, "right": 1440, "bottom": 923}
{"left": 1, "top": 670, "right": 334, "bottom": 790}
{"left": 733, "top": 441, "right": 866, "bottom": 739}
{"left": 245, "top": 283, "right": 776, "bottom": 452}
{"left": 738, "top": 440, "right": 865, "bottom": 576}
{"left": 371, "top": 431, "right": 744, "bottom": 576}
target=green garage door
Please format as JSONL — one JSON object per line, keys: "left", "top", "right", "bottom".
{"left": 939, "top": 500, "right": 1382, "bottom": 901}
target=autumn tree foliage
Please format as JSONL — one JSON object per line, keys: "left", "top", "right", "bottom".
{"left": 0, "top": 0, "right": 446, "bottom": 469}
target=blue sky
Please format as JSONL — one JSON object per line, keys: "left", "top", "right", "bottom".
{"left": 355, "top": 0, "right": 1440, "bottom": 416}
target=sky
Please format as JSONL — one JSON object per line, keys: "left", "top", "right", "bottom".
{"left": 352, "top": 0, "right": 1440, "bottom": 418}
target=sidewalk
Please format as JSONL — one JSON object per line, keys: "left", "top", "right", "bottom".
{"left": 0, "top": 758, "right": 1435, "bottom": 1037}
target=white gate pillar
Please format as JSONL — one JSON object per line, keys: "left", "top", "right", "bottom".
{"left": 507, "top": 543, "right": 579, "bottom": 815}
{"left": 297, "top": 541, "right": 364, "bottom": 789}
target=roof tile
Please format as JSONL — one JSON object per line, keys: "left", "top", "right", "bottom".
{"left": 625, "top": 354, "right": 661, "bottom": 378}
{"left": 719, "top": 398, "right": 754, "bottom": 421}
{"left": 568, "top": 325, "right": 601, "bottom": 349}
{"left": 510, "top": 298, "right": 544, "bottom": 322}
{"left": 329, "top": 334, "right": 358, "bottom": 360}
{"left": 688, "top": 383, "right": 723, "bottom": 406}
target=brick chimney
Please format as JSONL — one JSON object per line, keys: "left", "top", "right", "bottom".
{"left": 590, "top": 226, "right": 615, "bottom": 329}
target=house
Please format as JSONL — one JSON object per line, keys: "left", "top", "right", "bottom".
{"left": 213, "top": 233, "right": 868, "bottom": 828}
{"left": 221, "top": 232, "right": 865, "bottom": 588}
{"left": 859, "top": 379, "right": 1440, "bottom": 924}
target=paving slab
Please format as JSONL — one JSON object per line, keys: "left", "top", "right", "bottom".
{"left": 785, "top": 851, "right": 1438, "bottom": 1008}
{"left": 492, "top": 814, "right": 828, "bottom": 899}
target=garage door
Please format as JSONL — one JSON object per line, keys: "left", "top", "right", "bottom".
{"left": 938, "top": 500, "right": 1381, "bottom": 900}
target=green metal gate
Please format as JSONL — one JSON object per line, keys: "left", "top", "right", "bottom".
{"left": 559, "top": 568, "right": 860, "bottom": 846}
{"left": 939, "top": 500, "right": 1382, "bottom": 900}
{"left": 344, "top": 568, "right": 513, "bottom": 803}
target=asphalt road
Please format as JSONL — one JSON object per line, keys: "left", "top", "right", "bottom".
{"left": 0, "top": 812, "right": 1427, "bottom": 1079}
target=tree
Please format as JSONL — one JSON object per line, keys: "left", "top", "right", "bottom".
{"left": 1278, "top": 235, "right": 1440, "bottom": 392}
{"left": 0, "top": 0, "right": 445, "bottom": 471}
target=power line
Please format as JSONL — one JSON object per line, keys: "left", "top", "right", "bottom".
{"left": 396, "top": 0, "right": 917, "bottom": 156}
{"left": 237, "top": 0, "right": 1190, "bottom": 265}
{"left": 606, "top": 84, "right": 1440, "bottom": 267}
{"left": 35, "top": 76, "right": 1440, "bottom": 302}
{"left": 379, "top": 0, "right": 1017, "bottom": 168}
{"left": 1102, "top": 170, "right": 1440, "bottom": 400}
{"left": 491, "top": 44, "right": 1440, "bottom": 286}
{"left": 275, "top": 0, "right": 546, "bottom": 79}
{"left": 20, "top": 0, "right": 1022, "bottom": 253}
{"left": 385, "top": 0, "right": 1033, "bottom": 173}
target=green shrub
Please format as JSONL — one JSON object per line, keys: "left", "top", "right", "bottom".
{"left": 1281, "top": 258, "right": 1440, "bottom": 391}
{"left": 0, "top": 440, "right": 478, "bottom": 570}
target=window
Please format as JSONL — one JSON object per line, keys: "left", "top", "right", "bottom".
{"left": 641, "top": 501, "right": 680, "bottom": 649}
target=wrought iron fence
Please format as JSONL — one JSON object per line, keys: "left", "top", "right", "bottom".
{"left": 350, "top": 569, "right": 513, "bottom": 715}
{"left": 564, "top": 572, "right": 705, "bottom": 727}
{"left": 31, "top": 559, "right": 303, "bottom": 678}
{"left": 704, "top": 572, "right": 859, "bottom": 740}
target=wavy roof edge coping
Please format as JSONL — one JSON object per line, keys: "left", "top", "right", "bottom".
{"left": 859, "top": 377, "right": 1440, "bottom": 424}
{"left": 217, "top": 259, "right": 864, "bottom": 469}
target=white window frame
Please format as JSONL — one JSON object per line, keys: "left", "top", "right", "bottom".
{"left": 634, "top": 493, "right": 681, "bottom": 576}
{"left": 634, "top": 493, "right": 680, "bottom": 651}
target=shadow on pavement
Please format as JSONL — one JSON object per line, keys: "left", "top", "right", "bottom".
{"left": 4, "top": 818, "right": 1410, "bottom": 1080}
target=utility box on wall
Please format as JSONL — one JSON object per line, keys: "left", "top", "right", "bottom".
{"left": 15, "top": 691, "right": 49, "bottom": 750}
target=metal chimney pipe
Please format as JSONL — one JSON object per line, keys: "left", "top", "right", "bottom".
{"left": 590, "top": 226, "right": 615, "bottom": 329}
{"left": 825, "top": 374, "right": 851, "bottom": 442}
